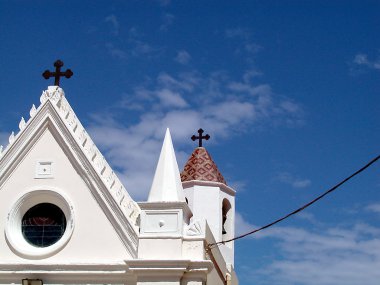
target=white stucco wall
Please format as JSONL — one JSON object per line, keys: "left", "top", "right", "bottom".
{"left": 0, "top": 127, "right": 131, "bottom": 262}
{"left": 183, "top": 183, "right": 235, "bottom": 265}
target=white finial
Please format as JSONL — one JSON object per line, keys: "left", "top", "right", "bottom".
{"left": 19, "top": 117, "right": 26, "bottom": 131}
{"left": 9, "top": 132, "right": 15, "bottom": 144}
{"left": 147, "top": 128, "right": 185, "bottom": 202}
{"left": 0, "top": 145, "right": 3, "bottom": 155}
{"left": 30, "top": 104, "right": 37, "bottom": 118}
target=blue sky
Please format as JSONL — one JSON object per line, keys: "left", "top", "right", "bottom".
{"left": 1, "top": 1, "right": 379, "bottom": 284}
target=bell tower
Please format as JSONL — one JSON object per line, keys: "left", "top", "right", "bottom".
{"left": 181, "top": 129, "right": 236, "bottom": 265}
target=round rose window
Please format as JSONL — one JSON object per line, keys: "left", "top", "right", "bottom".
{"left": 22, "top": 203, "right": 67, "bottom": 247}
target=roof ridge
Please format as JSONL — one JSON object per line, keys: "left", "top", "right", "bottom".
{"left": 0, "top": 86, "right": 140, "bottom": 229}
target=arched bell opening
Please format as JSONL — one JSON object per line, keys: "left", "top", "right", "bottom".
{"left": 222, "top": 198, "right": 232, "bottom": 236}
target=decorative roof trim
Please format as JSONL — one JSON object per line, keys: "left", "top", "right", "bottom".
{"left": 0, "top": 86, "right": 140, "bottom": 256}
{"left": 182, "top": 180, "right": 235, "bottom": 196}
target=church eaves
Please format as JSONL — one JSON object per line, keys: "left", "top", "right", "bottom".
{"left": 181, "top": 147, "right": 227, "bottom": 185}
{"left": 0, "top": 86, "right": 140, "bottom": 234}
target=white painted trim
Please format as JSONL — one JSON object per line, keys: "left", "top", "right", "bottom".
{"left": 182, "top": 180, "right": 236, "bottom": 196}
{"left": 0, "top": 262, "right": 134, "bottom": 283}
{"left": 34, "top": 160, "right": 54, "bottom": 179}
{"left": 0, "top": 96, "right": 139, "bottom": 257}
{"left": 127, "top": 259, "right": 213, "bottom": 278}
{"left": 5, "top": 187, "right": 74, "bottom": 259}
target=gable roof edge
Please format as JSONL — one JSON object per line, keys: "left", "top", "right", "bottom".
{"left": 0, "top": 87, "right": 141, "bottom": 257}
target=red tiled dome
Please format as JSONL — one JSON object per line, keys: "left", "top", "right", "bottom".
{"left": 181, "top": 147, "right": 226, "bottom": 184}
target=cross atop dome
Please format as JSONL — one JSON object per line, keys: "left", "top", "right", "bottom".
{"left": 42, "top": 60, "right": 73, "bottom": 86}
{"left": 191, "top": 128, "right": 210, "bottom": 147}
{"left": 181, "top": 129, "right": 226, "bottom": 184}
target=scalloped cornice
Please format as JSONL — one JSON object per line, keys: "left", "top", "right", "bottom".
{"left": 0, "top": 86, "right": 140, "bottom": 257}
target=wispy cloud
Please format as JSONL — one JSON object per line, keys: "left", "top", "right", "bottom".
{"left": 244, "top": 43, "right": 262, "bottom": 54}
{"left": 276, "top": 172, "right": 311, "bottom": 189}
{"left": 128, "top": 27, "right": 158, "bottom": 57}
{"left": 160, "top": 13, "right": 174, "bottom": 31}
{"left": 351, "top": 53, "right": 380, "bottom": 74}
{"left": 88, "top": 70, "right": 304, "bottom": 200}
{"left": 156, "top": 0, "right": 171, "bottom": 6}
{"left": 175, "top": 50, "right": 191, "bottom": 64}
{"left": 366, "top": 203, "right": 380, "bottom": 214}
{"left": 105, "top": 43, "right": 127, "bottom": 59}
{"left": 236, "top": 210, "right": 380, "bottom": 285}
{"left": 243, "top": 69, "right": 262, "bottom": 82}
{"left": 294, "top": 212, "right": 324, "bottom": 227}
{"left": 225, "top": 27, "right": 250, "bottom": 40}
{"left": 225, "top": 27, "right": 262, "bottom": 61}
{"left": 104, "top": 27, "right": 158, "bottom": 59}
{"left": 105, "top": 14, "right": 120, "bottom": 36}
{"left": 253, "top": 223, "right": 380, "bottom": 285}
{"left": 235, "top": 212, "right": 256, "bottom": 236}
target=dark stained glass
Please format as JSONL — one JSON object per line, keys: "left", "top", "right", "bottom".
{"left": 22, "top": 203, "right": 66, "bottom": 247}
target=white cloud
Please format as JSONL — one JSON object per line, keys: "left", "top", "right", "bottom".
{"left": 366, "top": 203, "right": 380, "bottom": 213}
{"left": 103, "top": 26, "right": 158, "bottom": 59}
{"left": 88, "top": 71, "right": 304, "bottom": 200}
{"left": 243, "top": 69, "right": 262, "bottom": 82}
{"left": 105, "top": 14, "right": 119, "bottom": 36}
{"left": 235, "top": 208, "right": 380, "bottom": 285}
{"left": 235, "top": 212, "right": 256, "bottom": 236}
{"left": 245, "top": 43, "right": 262, "bottom": 54}
{"left": 228, "top": 82, "right": 272, "bottom": 97}
{"left": 276, "top": 172, "right": 311, "bottom": 189}
{"left": 353, "top": 53, "right": 369, "bottom": 65}
{"left": 294, "top": 212, "right": 320, "bottom": 225}
{"left": 225, "top": 27, "right": 262, "bottom": 61}
{"left": 156, "top": 0, "right": 171, "bottom": 6}
{"left": 160, "top": 13, "right": 175, "bottom": 31}
{"left": 130, "top": 39, "right": 155, "bottom": 56}
{"left": 105, "top": 43, "right": 127, "bottom": 59}
{"left": 352, "top": 53, "right": 380, "bottom": 72}
{"left": 225, "top": 28, "right": 250, "bottom": 40}
{"left": 175, "top": 50, "right": 191, "bottom": 64}
{"left": 157, "top": 72, "right": 197, "bottom": 92}
{"left": 251, "top": 222, "right": 380, "bottom": 285}
{"left": 156, "top": 89, "right": 188, "bottom": 108}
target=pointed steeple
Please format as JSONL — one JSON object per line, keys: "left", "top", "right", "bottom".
{"left": 148, "top": 128, "right": 186, "bottom": 202}
{"left": 181, "top": 147, "right": 226, "bottom": 185}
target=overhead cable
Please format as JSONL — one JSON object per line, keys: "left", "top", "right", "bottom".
{"left": 209, "top": 154, "right": 380, "bottom": 248}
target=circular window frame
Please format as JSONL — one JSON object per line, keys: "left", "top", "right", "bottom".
{"left": 5, "top": 188, "right": 74, "bottom": 259}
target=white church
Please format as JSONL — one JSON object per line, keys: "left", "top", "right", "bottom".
{"left": 0, "top": 71, "right": 239, "bottom": 284}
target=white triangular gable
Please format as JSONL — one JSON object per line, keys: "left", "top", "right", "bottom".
{"left": 0, "top": 86, "right": 140, "bottom": 261}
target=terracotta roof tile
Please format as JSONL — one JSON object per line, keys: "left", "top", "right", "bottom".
{"left": 181, "top": 147, "right": 226, "bottom": 184}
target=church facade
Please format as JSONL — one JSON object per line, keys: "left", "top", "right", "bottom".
{"left": 0, "top": 86, "right": 238, "bottom": 285}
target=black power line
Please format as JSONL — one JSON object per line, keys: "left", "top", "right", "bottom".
{"left": 209, "top": 154, "right": 380, "bottom": 249}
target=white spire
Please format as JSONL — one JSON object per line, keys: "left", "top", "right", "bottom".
{"left": 148, "top": 128, "right": 185, "bottom": 202}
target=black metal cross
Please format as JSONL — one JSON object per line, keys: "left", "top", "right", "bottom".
{"left": 42, "top": 60, "right": 73, "bottom": 86}
{"left": 191, "top": 128, "right": 210, "bottom": 147}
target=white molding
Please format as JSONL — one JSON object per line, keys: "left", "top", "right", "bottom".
{"left": 5, "top": 188, "right": 74, "bottom": 259}
{"left": 35, "top": 160, "right": 54, "bottom": 179}
{"left": 182, "top": 180, "right": 236, "bottom": 196}
{"left": 127, "top": 259, "right": 213, "bottom": 278}
{"left": 0, "top": 260, "right": 213, "bottom": 282}
{"left": 0, "top": 262, "right": 134, "bottom": 283}
{"left": 0, "top": 89, "right": 140, "bottom": 257}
